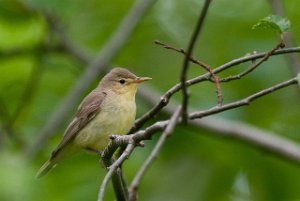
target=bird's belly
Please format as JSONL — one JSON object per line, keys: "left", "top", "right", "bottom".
{"left": 74, "top": 100, "right": 136, "bottom": 151}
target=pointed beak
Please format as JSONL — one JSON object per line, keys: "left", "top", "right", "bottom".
{"left": 134, "top": 76, "right": 152, "bottom": 83}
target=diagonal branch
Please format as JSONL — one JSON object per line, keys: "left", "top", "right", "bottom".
{"left": 155, "top": 40, "right": 222, "bottom": 105}
{"left": 220, "top": 38, "right": 284, "bottom": 82}
{"left": 131, "top": 46, "right": 300, "bottom": 132}
{"left": 128, "top": 106, "right": 182, "bottom": 201}
{"left": 26, "top": 0, "right": 158, "bottom": 158}
{"left": 189, "top": 77, "right": 298, "bottom": 119}
{"left": 100, "top": 76, "right": 300, "bottom": 200}
{"left": 180, "top": 0, "right": 212, "bottom": 124}
{"left": 136, "top": 77, "right": 300, "bottom": 166}
{"left": 98, "top": 143, "right": 135, "bottom": 201}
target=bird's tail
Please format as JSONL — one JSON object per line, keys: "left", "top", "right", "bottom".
{"left": 36, "top": 159, "right": 56, "bottom": 179}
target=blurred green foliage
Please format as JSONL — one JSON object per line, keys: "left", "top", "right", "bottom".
{"left": 1, "top": 0, "right": 300, "bottom": 201}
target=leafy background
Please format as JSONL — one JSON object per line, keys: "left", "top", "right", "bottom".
{"left": 1, "top": 0, "right": 300, "bottom": 200}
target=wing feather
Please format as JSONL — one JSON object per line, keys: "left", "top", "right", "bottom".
{"left": 50, "top": 90, "right": 107, "bottom": 159}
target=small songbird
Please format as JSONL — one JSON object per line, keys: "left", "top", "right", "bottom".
{"left": 36, "top": 67, "right": 151, "bottom": 178}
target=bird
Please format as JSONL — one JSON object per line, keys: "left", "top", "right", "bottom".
{"left": 36, "top": 67, "right": 151, "bottom": 178}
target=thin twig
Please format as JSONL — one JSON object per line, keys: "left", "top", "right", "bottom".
{"left": 131, "top": 46, "right": 300, "bottom": 132}
{"left": 128, "top": 106, "right": 182, "bottom": 201}
{"left": 103, "top": 77, "right": 300, "bottom": 192}
{"left": 220, "top": 39, "right": 285, "bottom": 82}
{"left": 136, "top": 78, "right": 300, "bottom": 165}
{"left": 154, "top": 40, "right": 222, "bottom": 106}
{"left": 180, "top": 0, "right": 212, "bottom": 124}
{"left": 97, "top": 75, "right": 300, "bottom": 200}
{"left": 98, "top": 144, "right": 135, "bottom": 201}
{"left": 189, "top": 77, "right": 298, "bottom": 119}
{"left": 26, "top": 0, "right": 158, "bottom": 158}
{"left": 138, "top": 84, "right": 300, "bottom": 165}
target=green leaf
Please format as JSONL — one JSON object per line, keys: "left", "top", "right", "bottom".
{"left": 252, "top": 15, "right": 290, "bottom": 34}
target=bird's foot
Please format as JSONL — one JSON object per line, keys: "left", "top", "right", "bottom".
{"left": 85, "top": 147, "right": 103, "bottom": 155}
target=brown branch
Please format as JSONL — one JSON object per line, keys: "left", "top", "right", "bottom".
{"left": 155, "top": 40, "right": 222, "bottom": 106}
{"left": 189, "top": 77, "right": 298, "bottom": 119}
{"left": 131, "top": 46, "right": 300, "bottom": 132}
{"left": 138, "top": 84, "right": 300, "bottom": 163}
{"left": 128, "top": 106, "right": 182, "bottom": 201}
{"left": 180, "top": 0, "right": 212, "bottom": 124}
{"left": 98, "top": 143, "right": 135, "bottom": 201}
{"left": 135, "top": 77, "right": 300, "bottom": 165}
{"left": 220, "top": 39, "right": 285, "bottom": 82}
{"left": 99, "top": 76, "right": 300, "bottom": 200}
{"left": 26, "top": 0, "right": 158, "bottom": 158}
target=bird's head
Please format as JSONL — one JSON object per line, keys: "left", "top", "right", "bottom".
{"left": 99, "top": 67, "right": 151, "bottom": 97}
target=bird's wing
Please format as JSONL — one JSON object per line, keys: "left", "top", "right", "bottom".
{"left": 50, "top": 90, "right": 107, "bottom": 159}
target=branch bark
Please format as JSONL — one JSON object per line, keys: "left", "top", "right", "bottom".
{"left": 180, "top": 0, "right": 212, "bottom": 123}
{"left": 98, "top": 144, "right": 135, "bottom": 201}
{"left": 132, "top": 46, "right": 300, "bottom": 132}
{"left": 128, "top": 106, "right": 182, "bottom": 201}
{"left": 100, "top": 76, "right": 300, "bottom": 200}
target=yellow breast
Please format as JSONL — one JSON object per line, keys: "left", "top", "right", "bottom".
{"left": 74, "top": 90, "right": 136, "bottom": 151}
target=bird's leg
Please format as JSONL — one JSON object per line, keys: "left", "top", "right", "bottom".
{"left": 85, "top": 147, "right": 103, "bottom": 155}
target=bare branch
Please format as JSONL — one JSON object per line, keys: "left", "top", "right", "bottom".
{"left": 128, "top": 106, "right": 182, "bottom": 201}
{"left": 132, "top": 46, "right": 300, "bottom": 132}
{"left": 138, "top": 84, "right": 300, "bottom": 164}
{"left": 98, "top": 144, "right": 135, "bottom": 201}
{"left": 189, "top": 77, "right": 298, "bottom": 119}
{"left": 97, "top": 75, "right": 300, "bottom": 200}
{"left": 102, "top": 76, "right": 300, "bottom": 197}
{"left": 26, "top": 0, "right": 158, "bottom": 158}
{"left": 155, "top": 40, "right": 223, "bottom": 106}
{"left": 180, "top": 0, "right": 212, "bottom": 124}
{"left": 136, "top": 78, "right": 300, "bottom": 166}
{"left": 220, "top": 39, "right": 284, "bottom": 82}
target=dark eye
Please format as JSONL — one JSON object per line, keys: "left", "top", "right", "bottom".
{"left": 119, "top": 79, "right": 126, "bottom": 84}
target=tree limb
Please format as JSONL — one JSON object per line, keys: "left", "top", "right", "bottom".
{"left": 132, "top": 46, "right": 300, "bottom": 132}
{"left": 128, "top": 106, "right": 182, "bottom": 201}
{"left": 180, "top": 0, "right": 212, "bottom": 123}
{"left": 98, "top": 144, "right": 135, "bottom": 201}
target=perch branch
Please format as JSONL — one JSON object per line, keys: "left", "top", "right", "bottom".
{"left": 101, "top": 77, "right": 300, "bottom": 200}
{"left": 220, "top": 38, "right": 284, "bottom": 82}
{"left": 98, "top": 144, "right": 135, "bottom": 201}
{"left": 128, "top": 106, "right": 182, "bottom": 201}
{"left": 189, "top": 77, "right": 298, "bottom": 119}
{"left": 132, "top": 46, "right": 300, "bottom": 132}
